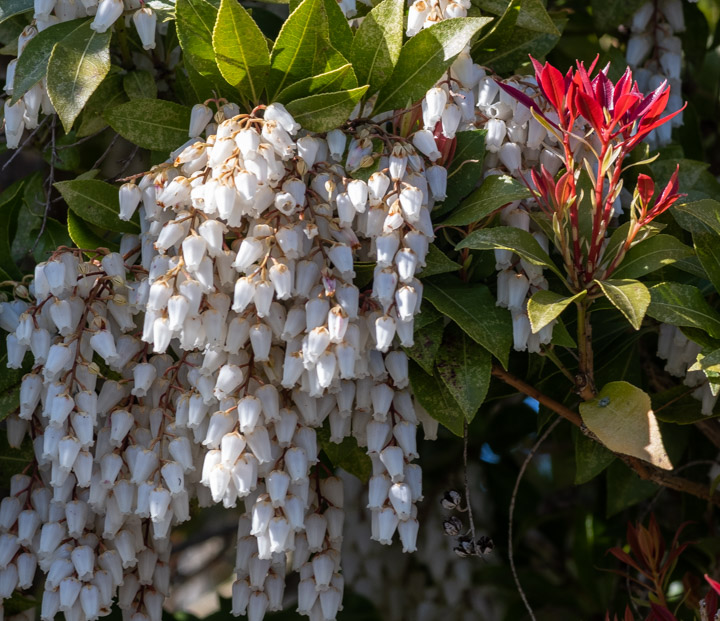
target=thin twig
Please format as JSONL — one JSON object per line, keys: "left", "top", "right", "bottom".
{"left": 508, "top": 417, "right": 562, "bottom": 621}
{"left": 32, "top": 115, "right": 56, "bottom": 253}
{"left": 109, "top": 144, "right": 140, "bottom": 181}
{"left": 1, "top": 116, "right": 50, "bottom": 171}
{"left": 91, "top": 133, "right": 120, "bottom": 171}
{"left": 55, "top": 126, "right": 107, "bottom": 150}
{"left": 463, "top": 419, "right": 476, "bottom": 538}
{"left": 492, "top": 364, "right": 720, "bottom": 507}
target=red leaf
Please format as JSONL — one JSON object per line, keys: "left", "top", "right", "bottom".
{"left": 636, "top": 175, "right": 654, "bottom": 205}
{"left": 539, "top": 62, "right": 568, "bottom": 114}
{"left": 576, "top": 91, "right": 605, "bottom": 134}
{"left": 705, "top": 587, "right": 719, "bottom": 617}
{"left": 705, "top": 574, "right": 720, "bottom": 596}
{"left": 648, "top": 604, "right": 677, "bottom": 621}
{"left": 608, "top": 547, "right": 644, "bottom": 574}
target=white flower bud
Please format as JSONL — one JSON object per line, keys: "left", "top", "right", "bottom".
{"left": 90, "top": 0, "right": 123, "bottom": 32}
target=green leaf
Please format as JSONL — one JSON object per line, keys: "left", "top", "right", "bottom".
{"left": 456, "top": 226, "right": 564, "bottom": 280}
{"left": 473, "top": 15, "right": 565, "bottom": 73}
{"left": 591, "top": 0, "right": 645, "bottom": 31}
{"left": 123, "top": 70, "right": 158, "bottom": 100}
{"left": 54, "top": 179, "right": 139, "bottom": 234}
{"left": 349, "top": 0, "right": 403, "bottom": 93}
{"left": 0, "top": 179, "right": 25, "bottom": 280}
{"left": 434, "top": 129, "right": 488, "bottom": 215}
{"left": 611, "top": 234, "right": 694, "bottom": 279}
{"left": 373, "top": 17, "right": 492, "bottom": 115}
{"left": 33, "top": 218, "right": 72, "bottom": 263}
{"left": 317, "top": 424, "right": 372, "bottom": 483}
{"left": 322, "top": 0, "right": 353, "bottom": 59}
{"left": 409, "top": 360, "right": 464, "bottom": 436}
{"left": 441, "top": 174, "right": 530, "bottom": 226}
{"left": 274, "top": 64, "right": 358, "bottom": 104}
{"left": 471, "top": 0, "right": 520, "bottom": 58}
{"left": 46, "top": 22, "right": 112, "bottom": 132}
{"left": 417, "top": 244, "right": 461, "bottom": 278}
{"left": 285, "top": 87, "right": 368, "bottom": 132}
{"left": 574, "top": 429, "right": 614, "bottom": 485}
{"left": 647, "top": 282, "right": 720, "bottom": 339}
{"left": 213, "top": 0, "right": 270, "bottom": 103}
{"left": 11, "top": 18, "right": 90, "bottom": 103}
{"left": 551, "top": 317, "right": 576, "bottom": 347}
{"left": 267, "top": 0, "right": 329, "bottom": 100}
{"left": 67, "top": 209, "right": 119, "bottom": 252}
{"left": 672, "top": 199, "right": 720, "bottom": 236}
{"left": 471, "top": 0, "right": 559, "bottom": 34}
{"left": 580, "top": 381, "right": 672, "bottom": 470}
{"left": 693, "top": 232, "right": 720, "bottom": 294}
{"left": 105, "top": 100, "right": 191, "bottom": 152}
{"left": 605, "top": 460, "right": 658, "bottom": 517}
{"left": 77, "top": 72, "right": 127, "bottom": 137}
{"left": 595, "top": 279, "right": 650, "bottom": 331}
{"left": 0, "top": 0, "right": 32, "bottom": 24}
{"left": 423, "top": 277, "right": 513, "bottom": 368}
{"left": 404, "top": 318, "right": 445, "bottom": 375}
{"left": 527, "top": 290, "right": 585, "bottom": 334}
{"left": 435, "top": 326, "right": 491, "bottom": 422}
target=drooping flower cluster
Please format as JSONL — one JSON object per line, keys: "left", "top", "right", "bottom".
{"left": 3, "top": 0, "right": 159, "bottom": 148}
{"left": 624, "top": 0, "right": 687, "bottom": 149}
{"left": 1, "top": 101, "right": 441, "bottom": 621}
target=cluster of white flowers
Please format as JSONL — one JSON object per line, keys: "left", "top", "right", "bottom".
{"left": 656, "top": 324, "right": 718, "bottom": 415}
{"left": 1, "top": 100, "right": 443, "bottom": 621}
{"left": 340, "top": 468, "right": 500, "bottom": 621}
{"left": 406, "top": 0, "right": 471, "bottom": 36}
{"left": 624, "top": 0, "right": 686, "bottom": 149}
{"left": 3, "top": 0, "right": 158, "bottom": 148}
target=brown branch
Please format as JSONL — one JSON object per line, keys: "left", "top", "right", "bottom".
{"left": 491, "top": 365, "right": 582, "bottom": 426}
{"left": 491, "top": 364, "right": 720, "bottom": 507}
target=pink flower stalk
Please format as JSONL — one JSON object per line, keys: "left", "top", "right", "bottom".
{"left": 499, "top": 56, "right": 685, "bottom": 288}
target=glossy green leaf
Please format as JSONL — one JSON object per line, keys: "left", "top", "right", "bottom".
{"left": 33, "top": 218, "right": 71, "bottom": 263}
{"left": 409, "top": 360, "right": 464, "bottom": 436}
{"left": 322, "top": 0, "right": 353, "bottom": 58}
{"left": 77, "top": 72, "right": 127, "bottom": 137}
{"left": 317, "top": 424, "right": 372, "bottom": 483}
{"left": 471, "top": 0, "right": 520, "bottom": 58}
{"left": 67, "top": 209, "right": 118, "bottom": 252}
{"left": 417, "top": 244, "right": 461, "bottom": 278}
{"left": 472, "top": 0, "right": 559, "bottom": 34}
{"left": 672, "top": 199, "right": 720, "bottom": 236}
{"left": 46, "top": 22, "right": 111, "bottom": 132}
{"left": 105, "top": 100, "right": 191, "bottom": 152}
{"left": 123, "top": 70, "right": 157, "bottom": 100}
{"left": 611, "top": 234, "right": 694, "bottom": 279}
{"left": 285, "top": 86, "right": 368, "bottom": 132}
{"left": 456, "top": 226, "right": 564, "bottom": 279}
{"left": 0, "top": 180, "right": 25, "bottom": 280}
{"left": 54, "top": 179, "right": 139, "bottom": 234}
{"left": 0, "top": 0, "right": 32, "bottom": 24}
{"left": 404, "top": 318, "right": 445, "bottom": 375}
{"left": 580, "top": 381, "right": 672, "bottom": 470}
{"left": 647, "top": 282, "right": 720, "bottom": 339}
{"left": 474, "top": 15, "right": 565, "bottom": 73}
{"left": 591, "top": 0, "right": 645, "bottom": 31}
{"left": 605, "top": 460, "right": 657, "bottom": 517}
{"left": 574, "top": 429, "right": 614, "bottom": 485}
{"left": 213, "top": 0, "right": 270, "bottom": 102}
{"left": 275, "top": 64, "right": 358, "bottom": 104}
{"left": 176, "top": 0, "right": 234, "bottom": 96}
{"left": 349, "top": 0, "right": 403, "bottom": 93}
{"left": 693, "top": 232, "right": 720, "bottom": 293}
{"left": 441, "top": 174, "right": 530, "bottom": 226}
{"left": 435, "top": 129, "right": 488, "bottom": 215}
{"left": 373, "top": 17, "right": 491, "bottom": 114}
{"left": 11, "top": 18, "right": 89, "bottom": 103}
{"left": 423, "top": 277, "right": 513, "bottom": 368}
{"left": 527, "top": 290, "right": 585, "bottom": 334}
{"left": 595, "top": 279, "right": 650, "bottom": 331}
{"left": 267, "top": 0, "right": 329, "bottom": 99}
{"left": 436, "top": 326, "right": 491, "bottom": 422}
